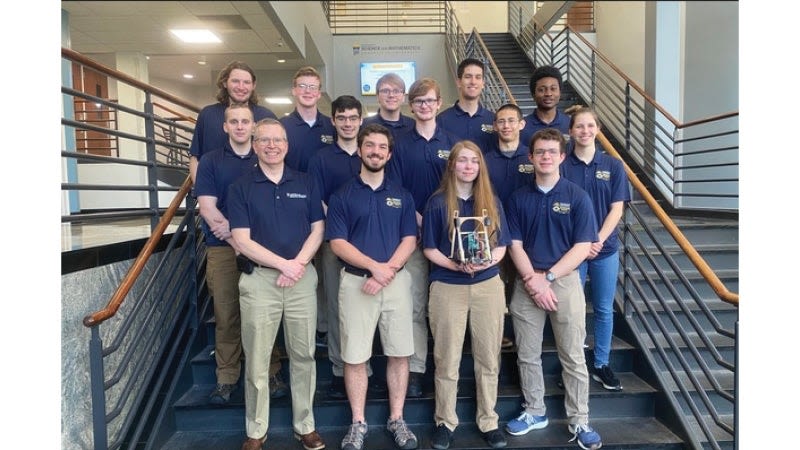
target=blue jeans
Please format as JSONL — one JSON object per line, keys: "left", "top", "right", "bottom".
{"left": 578, "top": 251, "right": 619, "bottom": 368}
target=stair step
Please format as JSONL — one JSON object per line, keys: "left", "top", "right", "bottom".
{"left": 159, "top": 416, "right": 683, "bottom": 449}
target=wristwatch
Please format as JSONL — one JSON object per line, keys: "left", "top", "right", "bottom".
{"left": 545, "top": 271, "right": 556, "bottom": 282}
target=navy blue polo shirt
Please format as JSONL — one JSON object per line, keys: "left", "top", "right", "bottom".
{"left": 280, "top": 109, "right": 336, "bottom": 173}
{"left": 519, "top": 108, "right": 571, "bottom": 149}
{"left": 422, "top": 193, "right": 511, "bottom": 285}
{"left": 227, "top": 165, "right": 324, "bottom": 260}
{"left": 195, "top": 143, "right": 258, "bottom": 246}
{"left": 437, "top": 101, "right": 495, "bottom": 146}
{"left": 483, "top": 139, "right": 533, "bottom": 205}
{"left": 506, "top": 178, "right": 598, "bottom": 270}
{"left": 386, "top": 126, "right": 459, "bottom": 214}
{"left": 561, "top": 150, "right": 630, "bottom": 257}
{"left": 189, "top": 103, "right": 276, "bottom": 158}
{"left": 325, "top": 176, "right": 417, "bottom": 266}
{"left": 307, "top": 142, "right": 362, "bottom": 205}
{"left": 362, "top": 112, "right": 415, "bottom": 138}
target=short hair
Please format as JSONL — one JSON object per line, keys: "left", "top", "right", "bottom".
{"left": 216, "top": 61, "right": 259, "bottom": 106}
{"left": 457, "top": 58, "right": 485, "bottom": 78}
{"left": 376, "top": 72, "right": 406, "bottom": 92}
{"left": 529, "top": 65, "right": 563, "bottom": 95}
{"left": 332, "top": 95, "right": 363, "bottom": 117}
{"left": 495, "top": 103, "right": 523, "bottom": 120}
{"left": 224, "top": 103, "right": 253, "bottom": 120}
{"left": 407, "top": 77, "right": 441, "bottom": 101}
{"left": 529, "top": 127, "right": 566, "bottom": 154}
{"left": 357, "top": 123, "right": 394, "bottom": 152}
{"left": 292, "top": 66, "right": 322, "bottom": 85}
{"left": 254, "top": 118, "right": 287, "bottom": 138}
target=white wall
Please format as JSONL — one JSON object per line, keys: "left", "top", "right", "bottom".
{"left": 450, "top": 1, "right": 508, "bottom": 33}
{"left": 595, "top": 2, "right": 646, "bottom": 89}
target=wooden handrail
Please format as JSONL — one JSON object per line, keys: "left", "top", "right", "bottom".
{"left": 82, "top": 177, "right": 193, "bottom": 327}
{"left": 596, "top": 132, "right": 739, "bottom": 307}
{"left": 471, "top": 28, "right": 516, "bottom": 106}
{"left": 152, "top": 102, "right": 198, "bottom": 125}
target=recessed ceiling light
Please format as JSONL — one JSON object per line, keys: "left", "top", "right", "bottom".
{"left": 198, "top": 60, "right": 207, "bottom": 65}
{"left": 277, "top": 59, "right": 286, "bottom": 63}
{"left": 170, "top": 29, "right": 221, "bottom": 43}
{"left": 183, "top": 74, "right": 194, "bottom": 79}
{"left": 265, "top": 97, "right": 293, "bottom": 105}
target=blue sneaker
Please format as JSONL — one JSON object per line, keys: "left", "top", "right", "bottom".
{"left": 505, "top": 412, "right": 548, "bottom": 436}
{"left": 568, "top": 423, "right": 602, "bottom": 449}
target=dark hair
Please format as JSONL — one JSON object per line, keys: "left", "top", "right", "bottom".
{"left": 495, "top": 103, "right": 523, "bottom": 121}
{"left": 216, "top": 61, "right": 259, "bottom": 106}
{"left": 529, "top": 128, "right": 566, "bottom": 154}
{"left": 529, "top": 65, "right": 563, "bottom": 96}
{"left": 457, "top": 58, "right": 485, "bottom": 78}
{"left": 357, "top": 123, "right": 394, "bottom": 152}
{"left": 332, "top": 95, "right": 363, "bottom": 117}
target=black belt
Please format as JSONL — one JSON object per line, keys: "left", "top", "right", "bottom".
{"left": 344, "top": 265, "right": 404, "bottom": 277}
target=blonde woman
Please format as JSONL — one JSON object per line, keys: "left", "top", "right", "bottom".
{"left": 422, "top": 140, "right": 510, "bottom": 449}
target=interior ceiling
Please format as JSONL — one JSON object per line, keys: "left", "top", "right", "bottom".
{"left": 61, "top": 1, "right": 317, "bottom": 114}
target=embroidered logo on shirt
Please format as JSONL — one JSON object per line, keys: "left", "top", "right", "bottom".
{"left": 595, "top": 170, "right": 611, "bottom": 181}
{"left": 518, "top": 164, "right": 534, "bottom": 174}
{"left": 437, "top": 149, "right": 451, "bottom": 160}
{"left": 285, "top": 192, "right": 308, "bottom": 199}
{"left": 481, "top": 124, "right": 494, "bottom": 133}
{"left": 385, "top": 197, "right": 402, "bottom": 208}
{"left": 321, "top": 134, "right": 334, "bottom": 144}
{"left": 552, "top": 201, "right": 571, "bottom": 214}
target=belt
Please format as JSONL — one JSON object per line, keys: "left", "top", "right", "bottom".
{"left": 343, "top": 265, "right": 404, "bottom": 278}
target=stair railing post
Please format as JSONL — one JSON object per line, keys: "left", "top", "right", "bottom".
{"left": 88, "top": 326, "right": 109, "bottom": 450}
{"left": 144, "top": 92, "right": 160, "bottom": 231}
{"left": 187, "top": 193, "right": 200, "bottom": 329}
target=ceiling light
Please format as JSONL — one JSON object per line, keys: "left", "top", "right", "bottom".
{"left": 265, "top": 97, "right": 293, "bottom": 105}
{"left": 198, "top": 60, "right": 207, "bottom": 66}
{"left": 277, "top": 59, "right": 286, "bottom": 63}
{"left": 170, "top": 29, "right": 221, "bottom": 43}
{"left": 183, "top": 74, "right": 194, "bottom": 79}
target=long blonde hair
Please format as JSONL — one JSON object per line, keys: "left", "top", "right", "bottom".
{"left": 435, "top": 140, "right": 501, "bottom": 245}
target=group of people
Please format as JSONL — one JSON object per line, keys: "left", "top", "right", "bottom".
{"left": 190, "top": 57, "right": 630, "bottom": 450}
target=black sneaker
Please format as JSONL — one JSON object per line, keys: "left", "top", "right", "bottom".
{"left": 269, "top": 373, "right": 289, "bottom": 399}
{"left": 430, "top": 424, "right": 453, "bottom": 450}
{"left": 406, "top": 372, "right": 423, "bottom": 398}
{"left": 327, "top": 375, "right": 347, "bottom": 399}
{"left": 592, "top": 365, "right": 622, "bottom": 391}
{"left": 483, "top": 428, "right": 507, "bottom": 449}
{"left": 209, "top": 383, "right": 236, "bottom": 405}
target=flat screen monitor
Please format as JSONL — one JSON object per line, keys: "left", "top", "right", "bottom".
{"left": 360, "top": 62, "right": 416, "bottom": 96}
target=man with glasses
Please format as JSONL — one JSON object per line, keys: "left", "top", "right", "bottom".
{"left": 228, "top": 118, "right": 326, "bottom": 450}
{"left": 437, "top": 58, "right": 495, "bottom": 147}
{"left": 308, "top": 95, "right": 380, "bottom": 399}
{"left": 387, "top": 78, "right": 459, "bottom": 398}
{"left": 362, "top": 72, "right": 415, "bottom": 138}
{"left": 484, "top": 103, "right": 533, "bottom": 350}
{"left": 503, "top": 128, "right": 603, "bottom": 450}
{"left": 281, "top": 66, "right": 336, "bottom": 173}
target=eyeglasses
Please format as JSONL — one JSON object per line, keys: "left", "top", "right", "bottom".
{"left": 295, "top": 83, "right": 320, "bottom": 92}
{"left": 378, "top": 88, "right": 403, "bottom": 96}
{"left": 532, "top": 148, "right": 560, "bottom": 157}
{"left": 335, "top": 115, "right": 361, "bottom": 123}
{"left": 495, "top": 118, "right": 519, "bottom": 126}
{"left": 411, "top": 98, "right": 438, "bottom": 107}
{"left": 253, "top": 136, "right": 286, "bottom": 145}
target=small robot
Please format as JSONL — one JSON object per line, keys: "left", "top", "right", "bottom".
{"left": 449, "top": 209, "right": 493, "bottom": 265}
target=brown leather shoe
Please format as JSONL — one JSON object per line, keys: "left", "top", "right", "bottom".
{"left": 241, "top": 433, "right": 266, "bottom": 450}
{"left": 294, "top": 430, "right": 326, "bottom": 450}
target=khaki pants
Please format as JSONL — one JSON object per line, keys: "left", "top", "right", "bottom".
{"left": 406, "top": 247, "right": 430, "bottom": 373}
{"left": 509, "top": 270, "right": 590, "bottom": 426}
{"left": 239, "top": 266, "right": 318, "bottom": 439}
{"left": 206, "top": 246, "right": 243, "bottom": 385}
{"left": 428, "top": 276, "right": 505, "bottom": 432}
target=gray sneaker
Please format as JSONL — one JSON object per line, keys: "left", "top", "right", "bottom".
{"left": 387, "top": 418, "right": 418, "bottom": 449}
{"left": 341, "top": 421, "right": 367, "bottom": 450}
{"left": 209, "top": 383, "right": 236, "bottom": 405}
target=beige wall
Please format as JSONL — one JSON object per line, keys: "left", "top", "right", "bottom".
{"left": 451, "top": 1, "right": 508, "bottom": 33}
